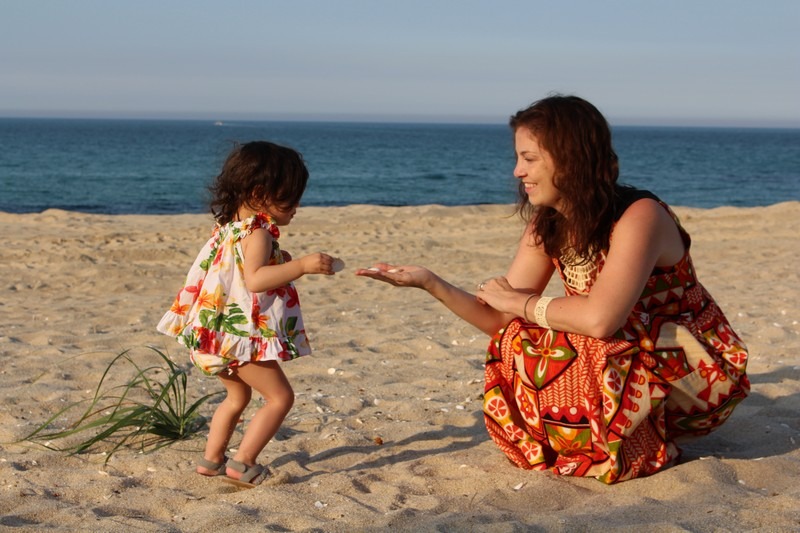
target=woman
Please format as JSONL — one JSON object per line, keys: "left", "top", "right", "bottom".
{"left": 356, "top": 95, "right": 749, "bottom": 483}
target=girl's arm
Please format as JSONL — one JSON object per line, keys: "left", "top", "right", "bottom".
{"left": 241, "top": 228, "right": 335, "bottom": 293}
{"left": 479, "top": 198, "right": 686, "bottom": 337}
{"left": 355, "top": 223, "right": 556, "bottom": 336}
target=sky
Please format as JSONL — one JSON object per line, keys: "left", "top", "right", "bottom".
{"left": 1, "top": 1, "right": 798, "bottom": 127}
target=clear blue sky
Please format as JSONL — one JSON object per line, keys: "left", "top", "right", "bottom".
{"left": 1, "top": 0, "right": 798, "bottom": 126}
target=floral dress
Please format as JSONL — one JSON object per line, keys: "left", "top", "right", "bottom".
{"left": 157, "top": 213, "right": 310, "bottom": 375}
{"left": 482, "top": 197, "right": 749, "bottom": 483}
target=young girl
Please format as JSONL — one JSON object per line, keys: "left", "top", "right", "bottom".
{"left": 158, "top": 141, "right": 340, "bottom": 488}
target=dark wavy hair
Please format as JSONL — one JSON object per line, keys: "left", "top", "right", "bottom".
{"left": 209, "top": 141, "right": 309, "bottom": 225}
{"left": 510, "top": 95, "right": 621, "bottom": 262}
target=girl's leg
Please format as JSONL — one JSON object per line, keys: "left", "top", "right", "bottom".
{"left": 227, "top": 361, "right": 294, "bottom": 476}
{"left": 197, "top": 372, "right": 252, "bottom": 475}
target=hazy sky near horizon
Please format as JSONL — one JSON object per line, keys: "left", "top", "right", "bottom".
{"left": 1, "top": 1, "right": 798, "bottom": 126}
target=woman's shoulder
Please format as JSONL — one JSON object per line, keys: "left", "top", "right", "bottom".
{"left": 615, "top": 189, "right": 679, "bottom": 232}
{"left": 613, "top": 187, "right": 664, "bottom": 221}
{"left": 613, "top": 189, "right": 689, "bottom": 253}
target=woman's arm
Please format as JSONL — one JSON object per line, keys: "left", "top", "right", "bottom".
{"left": 571, "top": 198, "right": 684, "bottom": 336}
{"left": 355, "top": 264, "right": 512, "bottom": 335}
{"left": 355, "top": 223, "right": 556, "bottom": 335}
{"left": 241, "top": 228, "right": 335, "bottom": 293}
{"left": 479, "top": 199, "right": 685, "bottom": 337}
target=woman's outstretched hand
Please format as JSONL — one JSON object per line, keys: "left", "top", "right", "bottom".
{"left": 358, "top": 263, "right": 510, "bottom": 335}
{"left": 355, "top": 263, "right": 435, "bottom": 290}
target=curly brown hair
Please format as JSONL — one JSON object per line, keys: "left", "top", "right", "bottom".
{"left": 209, "top": 141, "right": 309, "bottom": 225}
{"left": 510, "top": 95, "right": 622, "bottom": 263}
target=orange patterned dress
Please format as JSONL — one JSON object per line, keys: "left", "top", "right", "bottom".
{"left": 482, "top": 200, "right": 749, "bottom": 483}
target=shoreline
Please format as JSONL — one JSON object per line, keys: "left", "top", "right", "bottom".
{"left": 2, "top": 198, "right": 799, "bottom": 218}
{"left": 1, "top": 203, "right": 798, "bottom": 531}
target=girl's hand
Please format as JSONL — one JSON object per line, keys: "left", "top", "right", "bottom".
{"left": 355, "top": 263, "right": 435, "bottom": 290}
{"left": 299, "top": 253, "right": 338, "bottom": 275}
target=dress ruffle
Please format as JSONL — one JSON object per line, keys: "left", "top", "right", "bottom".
{"left": 157, "top": 312, "right": 310, "bottom": 361}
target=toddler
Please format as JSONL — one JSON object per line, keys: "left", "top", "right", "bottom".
{"left": 158, "top": 141, "right": 339, "bottom": 487}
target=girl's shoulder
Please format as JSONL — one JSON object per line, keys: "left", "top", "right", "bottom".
{"left": 227, "top": 213, "right": 280, "bottom": 241}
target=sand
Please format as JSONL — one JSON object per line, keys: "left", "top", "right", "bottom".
{"left": 0, "top": 203, "right": 798, "bottom": 532}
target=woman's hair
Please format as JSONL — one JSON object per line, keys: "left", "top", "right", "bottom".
{"left": 510, "top": 95, "right": 620, "bottom": 262}
{"left": 209, "top": 141, "right": 309, "bottom": 225}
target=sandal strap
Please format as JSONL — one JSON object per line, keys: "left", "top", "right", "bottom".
{"left": 226, "top": 459, "right": 269, "bottom": 484}
{"left": 197, "top": 457, "right": 226, "bottom": 471}
{"left": 243, "top": 465, "right": 268, "bottom": 485}
{"left": 226, "top": 458, "right": 247, "bottom": 473}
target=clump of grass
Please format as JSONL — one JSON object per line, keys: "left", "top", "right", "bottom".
{"left": 22, "top": 347, "right": 221, "bottom": 462}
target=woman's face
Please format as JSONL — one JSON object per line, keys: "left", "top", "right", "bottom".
{"left": 513, "top": 127, "right": 563, "bottom": 212}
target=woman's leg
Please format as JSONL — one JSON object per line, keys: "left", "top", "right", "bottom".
{"left": 227, "top": 361, "right": 294, "bottom": 475}
{"left": 197, "top": 371, "right": 252, "bottom": 475}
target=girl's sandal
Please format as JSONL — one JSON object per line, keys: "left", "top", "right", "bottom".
{"left": 196, "top": 456, "right": 227, "bottom": 477}
{"left": 222, "top": 458, "right": 271, "bottom": 489}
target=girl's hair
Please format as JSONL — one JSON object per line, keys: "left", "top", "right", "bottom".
{"left": 510, "top": 95, "right": 620, "bottom": 262}
{"left": 209, "top": 141, "right": 309, "bottom": 225}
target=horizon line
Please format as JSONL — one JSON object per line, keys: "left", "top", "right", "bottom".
{"left": 1, "top": 109, "right": 798, "bottom": 129}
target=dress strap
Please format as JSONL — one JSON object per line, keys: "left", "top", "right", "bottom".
{"left": 233, "top": 213, "right": 280, "bottom": 242}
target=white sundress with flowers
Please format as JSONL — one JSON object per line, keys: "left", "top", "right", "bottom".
{"left": 157, "top": 213, "right": 311, "bottom": 375}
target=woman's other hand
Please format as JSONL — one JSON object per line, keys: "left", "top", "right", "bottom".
{"left": 476, "top": 276, "right": 524, "bottom": 313}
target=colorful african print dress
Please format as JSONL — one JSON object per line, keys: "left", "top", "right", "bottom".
{"left": 157, "top": 213, "right": 311, "bottom": 376}
{"left": 482, "top": 200, "right": 749, "bottom": 483}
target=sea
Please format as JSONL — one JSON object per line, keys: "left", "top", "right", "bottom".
{"left": 1, "top": 118, "right": 798, "bottom": 214}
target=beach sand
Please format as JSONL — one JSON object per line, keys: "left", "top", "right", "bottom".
{"left": 1, "top": 203, "right": 798, "bottom": 532}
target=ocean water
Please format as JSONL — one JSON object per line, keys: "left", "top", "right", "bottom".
{"left": 0, "top": 118, "right": 798, "bottom": 214}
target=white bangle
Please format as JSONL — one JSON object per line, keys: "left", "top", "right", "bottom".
{"left": 534, "top": 296, "right": 553, "bottom": 329}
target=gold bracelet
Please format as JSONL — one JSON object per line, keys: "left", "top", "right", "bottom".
{"left": 523, "top": 293, "right": 538, "bottom": 323}
{"left": 534, "top": 296, "right": 553, "bottom": 329}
